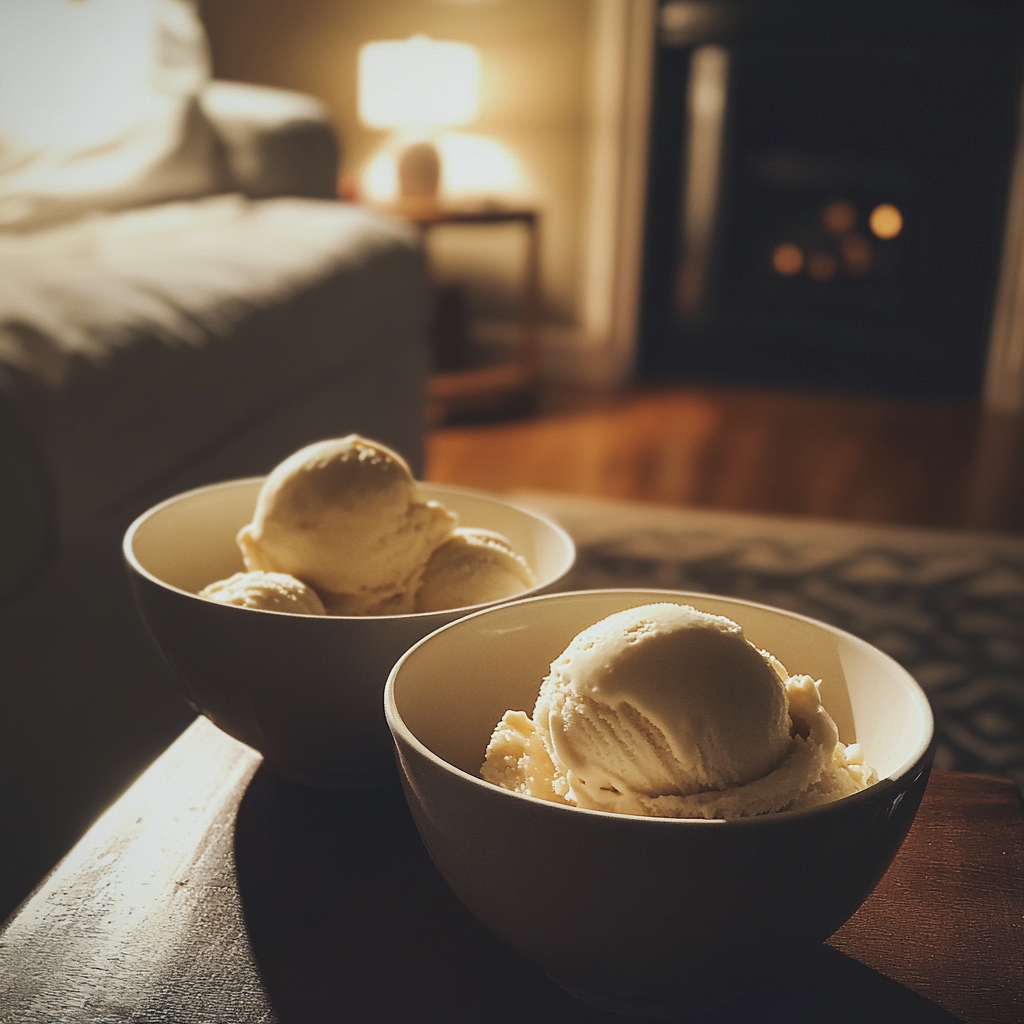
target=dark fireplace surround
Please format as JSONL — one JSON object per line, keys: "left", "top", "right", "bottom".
{"left": 638, "top": 0, "right": 1024, "bottom": 399}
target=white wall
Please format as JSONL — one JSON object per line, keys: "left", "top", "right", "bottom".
{"left": 200, "top": 0, "right": 655, "bottom": 387}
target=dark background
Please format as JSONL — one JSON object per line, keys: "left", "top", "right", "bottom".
{"left": 639, "top": 0, "right": 1024, "bottom": 399}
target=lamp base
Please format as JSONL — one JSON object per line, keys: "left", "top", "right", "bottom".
{"left": 398, "top": 141, "right": 441, "bottom": 201}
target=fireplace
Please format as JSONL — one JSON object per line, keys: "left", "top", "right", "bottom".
{"left": 637, "top": 1, "right": 1024, "bottom": 399}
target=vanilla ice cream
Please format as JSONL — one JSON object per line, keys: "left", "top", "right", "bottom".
{"left": 416, "top": 528, "right": 536, "bottom": 613}
{"left": 236, "top": 436, "right": 456, "bottom": 615}
{"left": 199, "top": 571, "right": 326, "bottom": 615}
{"left": 481, "top": 603, "right": 876, "bottom": 818}
{"left": 200, "top": 435, "right": 535, "bottom": 616}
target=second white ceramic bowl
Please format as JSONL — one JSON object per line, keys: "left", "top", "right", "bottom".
{"left": 124, "top": 479, "right": 575, "bottom": 788}
{"left": 386, "top": 589, "right": 934, "bottom": 1016}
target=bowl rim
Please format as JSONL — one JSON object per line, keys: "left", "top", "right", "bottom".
{"left": 122, "top": 476, "right": 577, "bottom": 621}
{"left": 384, "top": 587, "right": 936, "bottom": 826}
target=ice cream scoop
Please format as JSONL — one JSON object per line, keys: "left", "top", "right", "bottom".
{"left": 482, "top": 603, "right": 876, "bottom": 818}
{"left": 199, "top": 570, "right": 326, "bottom": 615}
{"left": 236, "top": 435, "right": 456, "bottom": 615}
{"left": 415, "top": 528, "right": 537, "bottom": 613}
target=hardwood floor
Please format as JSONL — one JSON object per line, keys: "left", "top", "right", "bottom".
{"left": 426, "top": 383, "right": 1024, "bottom": 535}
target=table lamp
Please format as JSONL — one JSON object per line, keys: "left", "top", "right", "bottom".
{"left": 358, "top": 34, "right": 481, "bottom": 208}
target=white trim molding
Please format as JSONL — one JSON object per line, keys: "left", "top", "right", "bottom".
{"left": 556, "top": 0, "right": 656, "bottom": 388}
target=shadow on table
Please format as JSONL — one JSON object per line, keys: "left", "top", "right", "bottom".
{"left": 233, "top": 765, "right": 962, "bottom": 1024}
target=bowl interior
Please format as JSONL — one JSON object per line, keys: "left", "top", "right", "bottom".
{"left": 390, "top": 590, "right": 934, "bottom": 789}
{"left": 127, "top": 479, "right": 575, "bottom": 605}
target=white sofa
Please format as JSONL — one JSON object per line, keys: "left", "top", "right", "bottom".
{"left": 0, "top": 56, "right": 432, "bottom": 918}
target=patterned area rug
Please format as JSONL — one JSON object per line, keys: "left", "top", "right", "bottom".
{"left": 514, "top": 492, "right": 1024, "bottom": 793}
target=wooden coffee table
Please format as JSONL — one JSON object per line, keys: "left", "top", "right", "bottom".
{"left": 1, "top": 716, "right": 1021, "bottom": 1023}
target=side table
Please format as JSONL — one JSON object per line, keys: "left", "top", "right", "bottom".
{"left": 398, "top": 204, "right": 542, "bottom": 424}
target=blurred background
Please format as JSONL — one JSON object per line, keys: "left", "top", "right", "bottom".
{"left": 200, "top": 0, "right": 1024, "bottom": 403}
{"left": 203, "top": 0, "right": 604, "bottom": 382}
{"left": 197, "top": 0, "right": 1024, "bottom": 533}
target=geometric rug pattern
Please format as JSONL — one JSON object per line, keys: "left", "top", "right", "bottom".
{"left": 515, "top": 493, "right": 1024, "bottom": 794}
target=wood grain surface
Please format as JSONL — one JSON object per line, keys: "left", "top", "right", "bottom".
{"left": 2, "top": 718, "right": 1022, "bottom": 1024}
{"left": 426, "top": 385, "right": 1024, "bottom": 535}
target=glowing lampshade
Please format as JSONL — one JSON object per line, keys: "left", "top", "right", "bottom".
{"left": 358, "top": 35, "right": 481, "bottom": 132}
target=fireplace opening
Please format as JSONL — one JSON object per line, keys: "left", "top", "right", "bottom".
{"left": 637, "top": 1, "right": 1024, "bottom": 399}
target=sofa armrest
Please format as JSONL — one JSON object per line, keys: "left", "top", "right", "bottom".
{"left": 200, "top": 81, "right": 340, "bottom": 200}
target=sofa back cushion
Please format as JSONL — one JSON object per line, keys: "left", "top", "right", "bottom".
{"left": 0, "top": 0, "right": 228, "bottom": 232}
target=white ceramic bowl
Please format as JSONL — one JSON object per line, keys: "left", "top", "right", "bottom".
{"left": 386, "top": 589, "right": 935, "bottom": 1017}
{"left": 124, "top": 479, "right": 575, "bottom": 788}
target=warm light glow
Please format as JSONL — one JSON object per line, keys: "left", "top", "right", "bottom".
{"left": 821, "top": 201, "right": 856, "bottom": 235}
{"left": 0, "top": 0, "right": 180, "bottom": 150}
{"left": 869, "top": 203, "right": 903, "bottom": 240}
{"left": 358, "top": 35, "right": 481, "bottom": 131}
{"left": 363, "top": 149, "right": 400, "bottom": 203}
{"left": 841, "top": 234, "right": 873, "bottom": 276}
{"left": 771, "top": 243, "right": 804, "bottom": 276}
{"left": 362, "top": 132, "right": 524, "bottom": 204}
{"left": 436, "top": 132, "right": 521, "bottom": 196}
{"left": 807, "top": 252, "right": 838, "bottom": 281}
